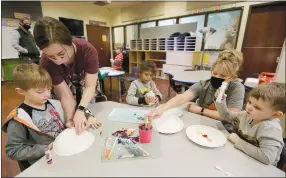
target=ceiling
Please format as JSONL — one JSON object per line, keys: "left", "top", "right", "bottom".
{"left": 92, "top": 1, "right": 140, "bottom": 9}
{"left": 92, "top": 1, "right": 242, "bottom": 10}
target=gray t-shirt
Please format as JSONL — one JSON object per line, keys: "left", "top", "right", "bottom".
{"left": 19, "top": 101, "right": 65, "bottom": 137}
{"left": 188, "top": 79, "right": 245, "bottom": 110}
{"left": 215, "top": 98, "right": 284, "bottom": 166}
{"left": 126, "top": 79, "right": 162, "bottom": 106}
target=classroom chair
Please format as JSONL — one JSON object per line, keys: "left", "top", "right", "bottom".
{"left": 124, "top": 66, "right": 139, "bottom": 82}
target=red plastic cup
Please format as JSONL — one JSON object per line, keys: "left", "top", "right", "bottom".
{"left": 138, "top": 123, "right": 152, "bottom": 143}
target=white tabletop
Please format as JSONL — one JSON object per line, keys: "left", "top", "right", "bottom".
{"left": 172, "top": 70, "right": 212, "bottom": 84}
{"left": 17, "top": 102, "right": 285, "bottom": 177}
{"left": 244, "top": 78, "right": 259, "bottom": 89}
{"left": 99, "top": 67, "right": 125, "bottom": 77}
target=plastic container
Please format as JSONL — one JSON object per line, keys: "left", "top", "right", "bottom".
{"left": 216, "top": 82, "right": 228, "bottom": 103}
{"left": 138, "top": 123, "right": 152, "bottom": 143}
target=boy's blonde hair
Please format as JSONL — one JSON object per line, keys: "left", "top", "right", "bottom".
{"left": 212, "top": 50, "right": 243, "bottom": 78}
{"left": 13, "top": 63, "right": 52, "bottom": 91}
{"left": 250, "top": 82, "right": 285, "bottom": 113}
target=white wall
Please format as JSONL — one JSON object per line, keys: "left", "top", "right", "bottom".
{"left": 275, "top": 39, "right": 285, "bottom": 83}
{"left": 41, "top": 2, "right": 113, "bottom": 38}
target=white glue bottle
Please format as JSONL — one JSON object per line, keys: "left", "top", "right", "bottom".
{"left": 216, "top": 82, "right": 228, "bottom": 103}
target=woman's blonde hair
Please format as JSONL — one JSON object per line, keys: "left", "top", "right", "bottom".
{"left": 212, "top": 50, "right": 243, "bottom": 78}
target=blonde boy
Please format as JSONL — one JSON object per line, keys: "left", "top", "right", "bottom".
{"left": 2, "top": 64, "right": 65, "bottom": 171}
{"left": 215, "top": 83, "right": 285, "bottom": 166}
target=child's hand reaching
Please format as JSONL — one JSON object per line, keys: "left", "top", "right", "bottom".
{"left": 228, "top": 133, "right": 240, "bottom": 144}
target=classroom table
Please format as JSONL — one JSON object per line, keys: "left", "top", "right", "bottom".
{"left": 165, "top": 70, "right": 212, "bottom": 93}
{"left": 99, "top": 67, "right": 125, "bottom": 102}
{"left": 16, "top": 101, "right": 285, "bottom": 177}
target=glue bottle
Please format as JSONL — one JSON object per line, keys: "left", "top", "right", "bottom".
{"left": 216, "top": 82, "right": 228, "bottom": 103}
{"left": 45, "top": 147, "right": 53, "bottom": 165}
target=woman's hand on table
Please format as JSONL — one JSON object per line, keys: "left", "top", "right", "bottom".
{"left": 73, "top": 110, "right": 88, "bottom": 135}
{"left": 85, "top": 116, "right": 102, "bottom": 129}
{"left": 187, "top": 104, "right": 202, "bottom": 114}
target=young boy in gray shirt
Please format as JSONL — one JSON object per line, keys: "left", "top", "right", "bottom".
{"left": 215, "top": 82, "right": 285, "bottom": 166}
{"left": 127, "top": 61, "right": 162, "bottom": 106}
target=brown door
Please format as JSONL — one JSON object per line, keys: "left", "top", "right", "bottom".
{"left": 241, "top": 2, "right": 286, "bottom": 80}
{"left": 86, "top": 25, "right": 111, "bottom": 67}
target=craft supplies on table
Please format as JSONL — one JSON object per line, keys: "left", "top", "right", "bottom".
{"left": 101, "top": 126, "right": 162, "bottom": 162}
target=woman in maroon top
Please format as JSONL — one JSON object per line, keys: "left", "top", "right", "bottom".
{"left": 33, "top": 17, "right": 101, "bottom": 134}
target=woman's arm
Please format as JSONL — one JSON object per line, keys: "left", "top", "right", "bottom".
{"left": 73, "top": 73, "right": 98, "bottom": 134}
{"left": 202, "top": 107, "right": 241, "bottom": 121}
{"left": 79, "top": 73, "right": 98, "bottom": 107}
{"left": 157, "top": 91, "right": 194, "bottom": 114}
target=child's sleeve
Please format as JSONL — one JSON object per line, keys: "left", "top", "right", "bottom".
{"left": 126, "top": 82, "right": 144, "bottom": 106}
{"left": 234, "top": 125, "right": 283, "bottom": 165}
{"left": 151, "top": 80, "right": 162, "bottom": 102}
{"left": 5, "top": 120, "right": 48, "bottom": 162}
{"left": 214, "top": 97, "right": 241, "bottom": 124}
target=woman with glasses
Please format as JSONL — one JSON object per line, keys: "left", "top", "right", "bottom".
{"left": 33, "top": 16, "right": 102, "bottom": 135}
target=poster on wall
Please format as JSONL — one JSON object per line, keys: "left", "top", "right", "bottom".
{"left": 204, "top": 9, "right": 242, "bottom": 50}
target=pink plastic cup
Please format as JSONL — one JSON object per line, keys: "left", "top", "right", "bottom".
{"left": 138, "top": 123, "right": 152, "bottom": 143}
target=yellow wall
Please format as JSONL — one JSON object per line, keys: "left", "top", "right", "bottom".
{"left": 110, "top": 1, "right": 270, "bottom": 51}
{"left": 41, "top": 2, "right": 112, "bottom": 38}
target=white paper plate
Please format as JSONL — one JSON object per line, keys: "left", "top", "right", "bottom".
{"left": 53, "top": 128, "right": 94, "bottom": 156}
{"left": 185, "top": 125, "right": 226, "bottom": 148}
{"left": 152, "top": 115, "right": 184, "bottom": 134}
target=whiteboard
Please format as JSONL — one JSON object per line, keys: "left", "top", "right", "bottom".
{"left": 1, "top": 26, "right": 19, "bottom": 59}
{"left": 1, "top": 20, "right": 36, "bottom": 59}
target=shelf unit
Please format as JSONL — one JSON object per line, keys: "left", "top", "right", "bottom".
{"left": 129, "top": 36, "right": 198, "bottom": 79}
{"left": 129, "top": 50, "right": 166, "bottom": 79}
{"left": 130, "top": 36, "right": 196, "bottom": 52}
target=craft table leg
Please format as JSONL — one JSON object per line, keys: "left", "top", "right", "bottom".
{"left": 118, "top": 77, "right": 122, "bottom": 102}
{"left": 109, "top": 77, "right": 112, "bottom": 94}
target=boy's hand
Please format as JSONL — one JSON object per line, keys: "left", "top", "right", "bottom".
{"left": 110, "top": 59, "right": 114, "bottom": 63}
{"left": 188, "top": 104, "right": 202, "bottom": 114}
{"left": 228, "top": 133, "right": 240, "bottom": 144}
{"left": 85, "top": 116, "right": 102, "bottom": 129}
{"left": 155, "top": 96, "right": 160, "bottom": 105}
{"left": 215, "top": 88, "right": 227, "bottom": 100}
